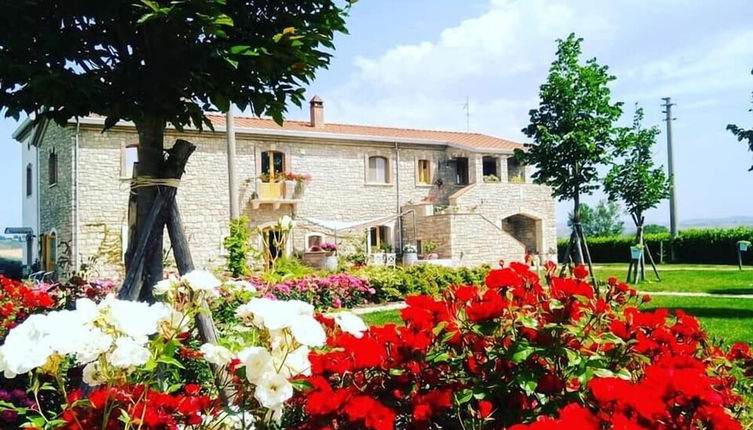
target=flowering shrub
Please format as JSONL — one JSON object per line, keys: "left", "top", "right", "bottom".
{"left": 33, "top": 277, "right": 117, "bottom": 310}
{"left": 291, "top": 263, "right": 750, "bottom": 429}
{"left": 319, "top": 242, "right": 337, "bottom": 253}
{"left": 0, "top": 275, "right": 55, "bottom": 339}
{"left": 263, "top": 273, "right": 376, "bottom": 309}
{"left": 0, "top": 270, "right": 365, "bottom": 430}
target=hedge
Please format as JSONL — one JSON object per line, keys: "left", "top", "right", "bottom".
{"left": 557, "top": 227, "right": 753, "bottom": 265}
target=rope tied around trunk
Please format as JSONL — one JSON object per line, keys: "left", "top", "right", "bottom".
{"left": 121, "top": 176, "right": 181, "bottom": 191}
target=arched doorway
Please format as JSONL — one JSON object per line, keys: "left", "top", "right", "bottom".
{"left": 501, "top": 214, "right": 542, "bottom": 253}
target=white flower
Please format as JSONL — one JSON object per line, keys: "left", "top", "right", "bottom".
{"left": 278, "top": 215, "right": 295, "bottom": 232}
{"left": 240, "top": 347, "right": 275, "bottom": 383}
{"left": 289, "top": 316, "right": 326, "bottom": 347}
{"left": 153, "top": 277, "right": 177, "bottom": 296}
{"left": 108, "top": 337, "right": 151, "bottom": 368}
{"left": 82, "top": 361, "right": 106, "bottom": 386}
{"left": 75, "top": 328, "right": 114, "bottom": 364}
{"left": 183, "top": 270, "right": 221, "bottom": 292}
{"left": 254, "top": 372, "right": 293, "bottom": 409}
{"left": 274, "top": 345, "right": 311, "bottom": 378}
{"left": 162, "top": 309, "right": 190, "bottom": 335}
{"left": 334, "top": 312, "right": 368, "bottom": 338}
{"left": 200, "top": 343, "right": 233, "bottom": 366}
{"left": 100, "top": 295, "right": 171, "bottom": 342}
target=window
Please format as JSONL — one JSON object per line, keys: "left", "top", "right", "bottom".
{"left": 261, "top": 151, "right": 285, "bottom": 181}
{"left": 455, "top": 157, "right": 469, "bottom": 185}
{"left": 121, "top": 144, "right": 139, "bottom": 178}
{"left": 482, "top": 156, "right": 498, "bottom": 178}
{"left": 26, "top": 164, "right": 33, "bottom": 197}
{"left": 417, "top": 159, "right": 431, "bottom": 185}
{"left": 507, "top": 157, "right": 525, "bottom": 183}
{"left": 369, "top": 225, "right": 392, "bottom": 252}
{"left": 306, "top": 233, "right": 324, "bottom": 250}
{"left": 368, "top": 156, "right": 389, "bottom": 183}
{"left": 48, "top": 150, "right": 58, "bottom": 186}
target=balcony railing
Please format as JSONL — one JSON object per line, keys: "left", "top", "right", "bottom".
{"left": 251, "top": 180, "right": 302, "bottom": 210}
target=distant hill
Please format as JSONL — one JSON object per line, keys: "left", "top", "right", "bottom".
{"left": 556, "top": 216, "right": 753, "bottom": 238}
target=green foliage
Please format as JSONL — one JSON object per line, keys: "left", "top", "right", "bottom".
{"left": 0, "top": 0, "right": 351, "bottom": 129}
{"left": 261, "top": 257, "right": 317, "bottom": 284}
{"left": 518, "top": 33, "right": 622, "bottom": 202}
{"left": 223, "top": 216, "right": 251, "bottom": 277}
{"left": 353, "top": 264, "right": 490, "bottom": 301}
{"left": 604, "top": 106, "right": 670, "bottom": 226}
{"left": 643, "top": 224, "right": 669, "bottom": 234}
{"left": 568, "top": 200, "right": 624, "bottom": 237}
{"left": 558, "top": 227, "right": 753, "bottom": 264}
{"left": 727, "top": 69, "right": 753, "bottom": 171}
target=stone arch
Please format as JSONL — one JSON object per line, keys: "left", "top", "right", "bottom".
{"left": 500, "top": 212, "right": 543, "bottom": 254}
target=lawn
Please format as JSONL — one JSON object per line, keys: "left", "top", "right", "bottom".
{"left": 644, "top": 295, "right": 753, "bottom": 344}
{"left": 590, "top": 263, "right": 753, "bottom": 295}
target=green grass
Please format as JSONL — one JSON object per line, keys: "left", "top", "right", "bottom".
{"left": 589, "top": 264, "right": 753, "bottom": 295}
{"left": 361, "top": 295, "right": 753, "bottom": 345}
{"left": 644, "top": 296, "right": 753, "bottom": 345}
{"left": 360, "top": 310, "right": 404, "bottom": 327}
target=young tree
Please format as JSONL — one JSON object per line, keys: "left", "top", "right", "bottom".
{"left": 604, "top": 106, "right": 670, "bottom": 281}
{"left": 567, "top": 201, "right": 624, "bottom": 237}
{"left": 518, "top": 33, "right": 623, "bottom": 269}
{"left": 728, "top": 70, "right": 753, "bottom": 169}
{"left": 0, "top": 1, "right": 351, "bottom": 299}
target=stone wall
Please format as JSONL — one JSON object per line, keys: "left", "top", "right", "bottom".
{"left": 45, "top": 122, "right": 555, "bottom": 277}
{"left": 38, "top": 123, "right": 74, "bottom": 271}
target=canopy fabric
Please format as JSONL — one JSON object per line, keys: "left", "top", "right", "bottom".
{"left": 301, "top": 215, "right": 397, "bottom": 232}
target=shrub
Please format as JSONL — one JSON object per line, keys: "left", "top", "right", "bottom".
{"left": 223, "top": 216, "right": 252, "bottom": 277}
{"left": 353, "top": 264, "right": 490, "bottom": 301}
{"left": 292, "top": 263, "right": 751, "bottom": 429}
{"left": 263, "top": 273, "right": 376, "bottom": 309}
{"left": 558, "top": 227, "right": 753, "bottom": 264}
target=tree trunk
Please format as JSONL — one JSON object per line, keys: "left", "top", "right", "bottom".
{"left": 572, "top": 189, "right": 584, "bottom": 265}
{"left": 130, "top": 115, "right": 166, "bottom": 302}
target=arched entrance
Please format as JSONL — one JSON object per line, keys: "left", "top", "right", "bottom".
{"left": 501, "top": 213, "right": 542, "bottom": 253}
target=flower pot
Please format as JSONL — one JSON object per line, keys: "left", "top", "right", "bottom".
{"left": 322, "top": 255, "right": 338, "bottom": 271}
{"left": 258, "top": 182, "right": 283, "bottom": 200}
{"left": 427, "top": 252, "right": 439, "bottom": 260}
{"left": 293, "top": 182, "right": 305, "bottom": 199}
{"left": 284, "top": 180, "right": 296, "bottom": 199}
{"left": 630, "top": 246, "right": 643, "bottom": 260}
{"left": 402, "top": 252, "right": 418, "bottom": 266}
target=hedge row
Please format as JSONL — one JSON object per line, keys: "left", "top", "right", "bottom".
{"left": 557, "top": 227, "right": 753, "bottom": 265}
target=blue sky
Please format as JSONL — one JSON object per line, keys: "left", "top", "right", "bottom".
{"left": 2, "top": 0, "right": 753, "bottom": 231}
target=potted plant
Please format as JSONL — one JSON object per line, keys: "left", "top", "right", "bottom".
{"left": 320, "top": 242, "right": 338, "bottom": 270}
{"left": 286, "top": 172, "right": 312, "bottom": 199}
{"left": 630, "top": 244, "right": 644, "bottom": 260}
{"left": 422, "top": 240, "right": 439, "bottom": 260}
{"left": 402, "top": 244, "right": 418, "bottom": 266}
{"left": 378, "top": 243, "right": 393, "bottom": 254}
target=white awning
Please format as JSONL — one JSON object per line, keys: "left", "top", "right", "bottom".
{"left": 302, "top": 215, "right": 397, "bottom": 232}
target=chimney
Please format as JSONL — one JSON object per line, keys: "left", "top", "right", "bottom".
{"left": 309, "top": 95, "right": 324, "bottom": 128}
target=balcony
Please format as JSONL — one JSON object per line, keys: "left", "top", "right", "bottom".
{"left": 250, "top": 180, "right": 302, "bottom": 210}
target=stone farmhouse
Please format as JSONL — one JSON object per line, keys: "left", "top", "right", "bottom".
{"left": 14, "top": 97, "right": 556, "bottom": 278}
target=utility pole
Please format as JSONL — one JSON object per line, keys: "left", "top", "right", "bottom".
{"left": 226, "top": 107, "right": 239, "bottom": 220}
{"left": 661, "top": 97, "right": 678, "bottom": 259}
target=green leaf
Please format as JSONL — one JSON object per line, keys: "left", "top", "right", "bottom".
{"left": 511, "top": 346, "right": 535, "bottom": 364}
{"left": 214, "top": 14, "right": 234, "bottom": 26}
{"left": 454, "top": 389, "right": 473, "bottom": 404}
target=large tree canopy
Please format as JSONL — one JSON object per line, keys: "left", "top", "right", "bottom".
{"left": 0, "top": 0, "right": 350, "bottom": 128}
{"left": 518, "top": 33, "right": 622, "bottom": 266}
{"left": 0, "top": 0, "right": 352, "bottom": 299}
{"left": 604, "top": 106, "right": 670, "bottom": 228}
{"left": 518, "top": 33, "right": 623, "bottom": 202}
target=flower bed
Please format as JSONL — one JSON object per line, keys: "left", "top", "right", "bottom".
{"left": 291, "top": 263, "right": 752, "bottom": 429}
{"left": 263, "top": 273, "right": 376, "bottom": 309}
{"left": 0, "top": 264, "right": 750, "bottom": 429}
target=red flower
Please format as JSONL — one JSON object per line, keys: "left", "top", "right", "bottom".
{"left": 572, "top": 265, "right": 589, "bottom": 279}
